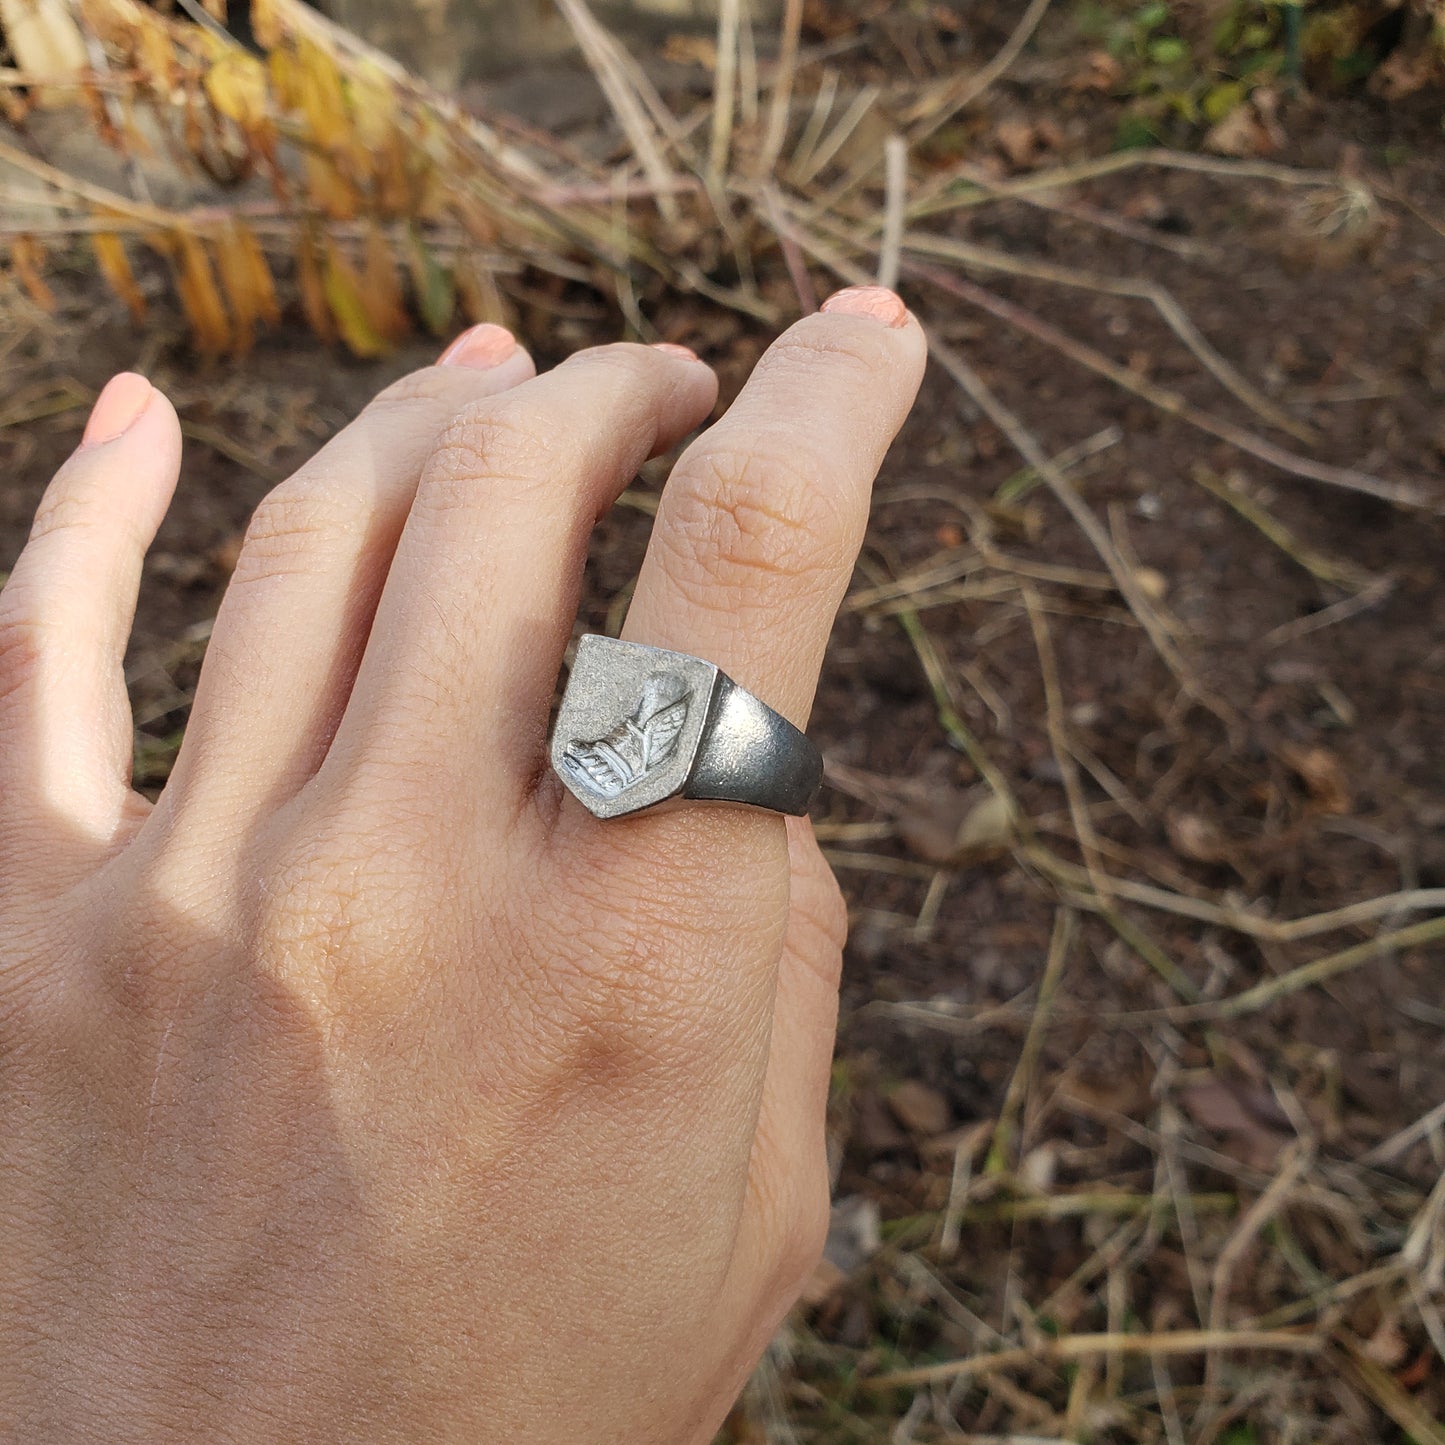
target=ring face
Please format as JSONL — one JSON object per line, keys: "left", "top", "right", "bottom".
{"left": 551, "top": 636, "right": 722, "bottom": 820}
{"left": 550, "top": 635, "right": 824, "bottom": 820}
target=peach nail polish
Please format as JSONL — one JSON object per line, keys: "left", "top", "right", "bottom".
{"left": 652, "top": 342, "right": 699, "bottom": 361}
{"left": 82, "top": 372, "right": 154, "bottom": 448}
{"left": 819, "top": 285, "right": 908, "bottom": 328}
{"left": 438, "top": 323, "right": 518, "bottom": 369}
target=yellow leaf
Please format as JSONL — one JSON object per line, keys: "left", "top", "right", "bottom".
{"left": 205, "top": 49, "right": 269, "bottom": 131}
{"left": 212, "top": 221, "right": 278, "bottom": 355}
{"left": 362, "top": 225, "right": 409, "bottom": 343}
{"left": 295, "top": 226, "right": 336, "bottom": 345}
{"left": 294, "top": 35, "right": 351, "bottom": 156}
{"left": 237, "top": 223, "right": 280, "bottom": 327}
{"left": 91, "top": 231, "right": 146, "bottom": 323}
{"left": 345, "top": 63, "right": 397, "bottom": 153}
{"left": 250, "top": 0, "right": 283, "bottom": 51}
{"left": 322, "top": 239, "right": 388, "bottom": 358}
{"left": 303, "top": 153, "right": 359, "bottom": 220}
{"left": 267, "top": 43, "right": 301, "bottom": 109}
{"left": 167, "top": 231, "right": 232, "bottom": 355}
{"left": 10, "top": 235, "right": 56, "bottom": 311}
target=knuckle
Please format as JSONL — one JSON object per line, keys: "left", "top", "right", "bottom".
{"left": 370, "top": 366, "right": 462, "bottom": 412}
{"left": 528, "top": 889, "right": 758, "bottom": 1087}
{"left": 231, "top": 482, "right": 366, "bottom": 586}
{"left": 0, "top": 608, "right": 51, "bottom": 708}
{"left": 246, "top": 783, "right": 455, "bottom": 1017}
{"left": 660, "top": 443, "right": 849, "bottom": 602}
{"left": 26, "top": 473, "right": 108, "bottom": 545}
{"left": 421, "top": 401, "right": 557, "bottom": 509}
{"left": 790, "top": 877, "right": 849, "bottom": 967}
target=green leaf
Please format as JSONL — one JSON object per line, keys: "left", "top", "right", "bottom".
{"left": 1204, "top": 79, "right": 1248, "bottom": 122}
{"left": 1219, "top": 1427, "right": 1260, "bottom": 1445}
{"left": 1148, "top": 36, "right": 1188, "bottom": 65}
{"left": 1114, "top": 112, "right": 1160, "bottom": 150}
{"left": 405, "top": 225, "right": 456, "bottom": 336}
{"left": 1136, "top": 2, "right": 1169, "bottom": 32}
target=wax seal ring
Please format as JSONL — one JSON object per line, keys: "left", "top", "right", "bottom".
{"left": 551, "top": 635, "right": 823, "bottom": 820}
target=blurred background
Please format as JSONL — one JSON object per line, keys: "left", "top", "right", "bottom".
{"left": 1, "top": 0, "right": 1443, "bottom": 1438}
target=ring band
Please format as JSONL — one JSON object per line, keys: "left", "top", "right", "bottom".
{"left": 550, "top": 635, "right": 823, "bottom": 820}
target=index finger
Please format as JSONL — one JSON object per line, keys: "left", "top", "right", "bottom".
{"left": 620, "top": 286, "right": 926, "bottom": 728}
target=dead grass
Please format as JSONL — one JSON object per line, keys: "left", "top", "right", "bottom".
{"left": 1, "top": 2, "right": 1443, "bottom": 1440}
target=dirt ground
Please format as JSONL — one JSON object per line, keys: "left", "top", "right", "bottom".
{"left": 2, "top": 5, "right": 1443, "bottom": 1439}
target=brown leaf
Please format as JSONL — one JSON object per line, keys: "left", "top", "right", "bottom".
{"left": 898, "top": 784, "right": 1011, "bottom": 866}
{"left": 887, "top": 1080, "right": 951, "bottom": 1136}
{"left": 91, "top": 232, "right": 146, "bottom": 323}
{"left": 1280, "top": 743, "right": 1351, "bottom": 816}
{"left": 10, "top": 235, "right": 56, "bottom": 311}
{"left": 1181, "top": 1076, "right": 1293, "bottom": 1170}
{"left": 361, "top": 224, "right": 410, "bottom": 343}
{"left": 853, "top": 1089, "right": 907, "bottom": 1156}
{"left": 1364, "top": 1314, "right": 1410, "bottom": 1369}
{"left": 1167, "top": 811, "right": 1231, "bottom": 865}
{"left": 1204, "top": 105, "right": 1275, "bottom": 159}
{"left": 994, "top": 119, "right": 1041, "bottom": 170}
{"left": 1069, "top": 49, "right": 1123, "bottom": 92}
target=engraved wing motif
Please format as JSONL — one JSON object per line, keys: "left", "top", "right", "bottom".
{"left": 562, "top": 673, "right": 690, "bottom": 799}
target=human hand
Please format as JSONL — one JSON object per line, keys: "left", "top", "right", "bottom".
{"left": 0, "top": 287, "right": 925, "bottom": 1442}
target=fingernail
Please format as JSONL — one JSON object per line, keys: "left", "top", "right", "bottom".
{"left": 819, "top": 285, "right": 909, "bottom": 328}
{"left": 438, "top": 323, "right": 518, "bottom": 369}
{"left": 82, "top": 372, "right": 153, "bottom": 448}
{"left": 652, "top": 342, "right": 699, "bottom": 361}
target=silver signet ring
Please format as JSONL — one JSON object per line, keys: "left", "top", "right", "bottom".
{"left": 550, "top": 635, "right": 823, "bottom": 820}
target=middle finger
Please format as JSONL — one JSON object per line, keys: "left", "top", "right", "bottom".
{"left": 320, "top": 342, "right": 716, "bottom": 828}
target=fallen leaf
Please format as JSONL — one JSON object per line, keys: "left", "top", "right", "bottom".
{"left": 1019, "top": 1143, "right": 1058, "bottom": 1194}
{"left": 853, "top": 1089, "right": 908, "bottom": 1155}
{"left": 1364, "top": 1314, "right": 1409, "bottom": 1369}
{"left": 1134, "top": 566, "right": 1169, "bottom": 600}
{"left": 887, "top": 1080, "right": 950, "bottom": 1136}
{"left": 661, "top": 34, "right": 716, "bottom": 69}
{"left": 1168, "top": 812, "right": 1231, "bottom": 865}
{"left": 994, "top": 119, "right": 1041, "bottom": 170}
{"left": 1205, "top": 105, "right": 1275, "bottom": 159}
{"left": 899, "top": 785, "right": 1012, "bottom": 865}
{"left": 1069, "top": 49, "right": 1123, "bottom": 92}
{"left": 1181, "top": 1076, "right": 1293, "bottom": 1170}
{"left": 1279, "top": 743, "right": 1351, "bottom": 816}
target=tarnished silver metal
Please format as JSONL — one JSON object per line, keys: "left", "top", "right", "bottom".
{"left": 551, "top": 635, "right": 823, "bottom": 820}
